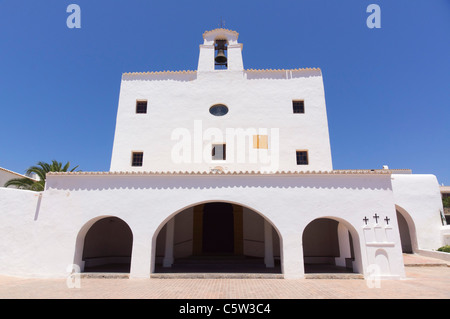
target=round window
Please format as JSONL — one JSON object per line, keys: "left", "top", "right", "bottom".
{"left": 209, "top": 104, "right": 228, "bottom": 116}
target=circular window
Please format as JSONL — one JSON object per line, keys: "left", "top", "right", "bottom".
{"left": 209, "top": 104, "right": 228, "bottom": 116}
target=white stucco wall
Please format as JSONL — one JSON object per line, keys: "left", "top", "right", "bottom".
{"left": 110, "top": 29, "right": 332, "bottom": 173}
{"left": 0, "top": 172, "right": 407, "bottom": 279}
{"left": 391, "top": 174, "right": 444, "bottom": 251}
{"left": 0, "top": 188, "right": 42, "bottom": 276}
{"left": 110, "top": 69, "right": 331, "bottom": 173}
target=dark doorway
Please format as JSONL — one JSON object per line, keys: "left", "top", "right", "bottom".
{"left": 82, "top": 217, "right": 133, "bottom": 273}
{"left": 396, "top": 210, "right": 413, "bottom": 253}
{"left": 202, "top": 202, "right": 234, "bottom": 254}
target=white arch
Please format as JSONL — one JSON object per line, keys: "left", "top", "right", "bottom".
{"left": 150, "top": 199, "right": 284, "bottom": 274}
{"left": 301, "top": 215, "right": 363, "bottom": 274}
{"left": 395, "top": 204, "right": 419, "bottom": 253}
{"left": 73, "top": 215, "right": 134, "bottom": 272}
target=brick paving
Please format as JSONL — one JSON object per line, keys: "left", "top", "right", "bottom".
{"left": 0, "top": 255, "right": 449, "bottom": 299}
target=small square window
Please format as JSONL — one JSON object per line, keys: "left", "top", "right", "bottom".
{"left": 132, "top": 152, "right": 144, "bottom": 167}
{"left": 296, "top": 151, "right": 308, "bottom": 165}
{"left": 136, "top": 100, "right": 147, "bottom": 114}
{"left": 212, "top": 144, "right": 226, "bottom": 160}
{"left": 293, "top": 100, "right": 305, "bottom": 114}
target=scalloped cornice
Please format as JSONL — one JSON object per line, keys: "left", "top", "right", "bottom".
{"left": 202, "top": 28, "right": 239, "bottom": 39}
{"left": 121, "top": 68, "right": 321, "bottom": 77}
{"left": 122, "top": 70, "right": 197, "bottom": 76}
{"left": 47, "top": 169, "right": 401, "bottom": 177}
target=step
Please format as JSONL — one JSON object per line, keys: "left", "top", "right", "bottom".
{"left": 174, "top": 257, "right": 265, "bottom": 264}
{"left": 150, "top": 273, "right": 284, "bottom": 279}
{"left": 403, "top": 253, "right": 450, "bottom": 267}
{"left": 304, "top": 273, "right": 364, "bottom": 280}
{"left": 80, "top": 272, "right": 129, "bottom": 279}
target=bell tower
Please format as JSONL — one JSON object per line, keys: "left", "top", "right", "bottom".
{"left": 197, "top": 28, "right": 244, "bottom": 72}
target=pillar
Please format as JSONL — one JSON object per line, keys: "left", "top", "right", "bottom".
{"left": 130, "top": 228, "right": 152, "bottom": 278}
{"left": 233, "top": 205, "right": 244, "bottom": 255}
{"left": 282, "top": 230, "right": 304, "bottom": 279}
{"left": 335, "top": 222, "right": 352, "bottom": 267}
{"left": 163, "top": 218, "right": 175, "bottom": 267}
{"left": 264, "top": 220, "right": 274, "bottom": 268}
{"left": 192, "top": 205, "right": 204, "bottom": 255}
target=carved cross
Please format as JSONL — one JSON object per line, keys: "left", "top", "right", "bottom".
{"left": 384, "top": 216, "right": 390, "bottom": 225}
{"left": 373, "top": 213, "right": 380, "bottom": 223}
{"left": 363, "top": 216, "right": 369, "bottom": 225}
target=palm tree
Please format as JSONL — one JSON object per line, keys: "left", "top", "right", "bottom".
{"left": 4, "top": 160, "right": 80, "bottom": 191}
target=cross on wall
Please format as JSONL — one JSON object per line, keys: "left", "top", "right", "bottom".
{"left": 373, "top": 213, "right": 380, "bottom": 223}
{"left": 363, "top": 216, "right": 369, "bottom": 225}
{"left": 363, "top": 214, "right": 391, "bottom": 225}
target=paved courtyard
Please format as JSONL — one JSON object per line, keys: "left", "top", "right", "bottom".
{"left": 0, "top": 255, "right": 449, "bottom": 299}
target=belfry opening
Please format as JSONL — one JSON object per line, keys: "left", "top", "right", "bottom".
{"left": 153, "top": 202, "right": 282, "bottom": 274}
{"left": 214, "top": 39, "right": 228, "bottom": 70}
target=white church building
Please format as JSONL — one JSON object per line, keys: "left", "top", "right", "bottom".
{"left": 0, "top": 28, "right": 447, "bottom": 280}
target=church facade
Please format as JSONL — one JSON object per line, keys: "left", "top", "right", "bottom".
{"left": 0, "top": 29, "right": 446, "bottom": 280}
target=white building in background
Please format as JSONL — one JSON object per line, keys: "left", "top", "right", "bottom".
{"left": 0, "top": 167, "right": 36, "bottom": 188}
{"left": 0, "top": 28, "right": 447, "bottom": 280}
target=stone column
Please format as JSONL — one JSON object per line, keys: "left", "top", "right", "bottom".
{"left": 335, "top": 222, "right": 352, "bottom": 267}
{"left": 282, "top": 230, "right": 304, "bottom": 279}
{"left": 163, "top": 218, "right": 175, "bottom": 267}
{"left": 264, "top": 220, "right": 274, "bottom": 268}
{"left": 233, "top": 205, "right": 244, "bottom": 255}
{"left": 192, "top": 205, "right": 204, "bottom": 255}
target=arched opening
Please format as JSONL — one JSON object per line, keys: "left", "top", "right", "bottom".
{"left": 395, "top": 205, "right": 417, "bottom": 253}
{"left": 302, "top": 217, "right": 360, "bottom": 274}
{"left": 153, "top": 202, "right": 282, "bottom": 274}
{"left": 80, "top": 217, "right": 133, "bottom": 273}
{"left": 214, "top": 38, "right": 228, "bottom": 70}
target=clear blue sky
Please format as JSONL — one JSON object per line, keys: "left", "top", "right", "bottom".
{"left": 0, "top": 1, "right": 449, "bottom": 184}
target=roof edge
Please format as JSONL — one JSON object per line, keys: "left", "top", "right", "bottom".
{"left": 47, "top": 169, "right": 395, "bottom": 177}
{"left": 0, "top": 167, "right": 35, "bottom": 180}
{"left": 122, "top": 68, "right": 321, "bottom": 76}
{"left": 202, "top": 28, "right": 239, "bottom": 39}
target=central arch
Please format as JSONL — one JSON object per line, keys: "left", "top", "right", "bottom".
{"left": 152, "top": 201, "right": 282, "bottom": 274}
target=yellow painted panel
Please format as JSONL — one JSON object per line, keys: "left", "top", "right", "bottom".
{"left": 253, "top": 135, "right": 269, "bottom": 149}
{"left": 258, "top": 135, "right": 268, "bottom": 149}
{"left": 253, "top": 135, "right": 258, "bottom": 148}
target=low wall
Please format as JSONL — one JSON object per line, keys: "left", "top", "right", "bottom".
{"left": 440, "top": 226, "right": 450, "bottom": 246}
{"left": 0, "top": 188, "right": 42, "bottom": 277}
{"left": 417, "top": 248, "right": 450, "bottom": 263}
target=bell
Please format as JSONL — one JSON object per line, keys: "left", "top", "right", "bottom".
{"left": 215, "top": 49, "right": 227, "bottom": 64}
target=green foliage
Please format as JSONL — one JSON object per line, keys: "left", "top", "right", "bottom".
{"left": 443, "top": 196, "right": 450, "bottom": 208}
{"left": 437, "top": 245, "right": 450, "bottom": 253}
{"left": 4, "top": 160, "right": 80, "bottom": 192}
